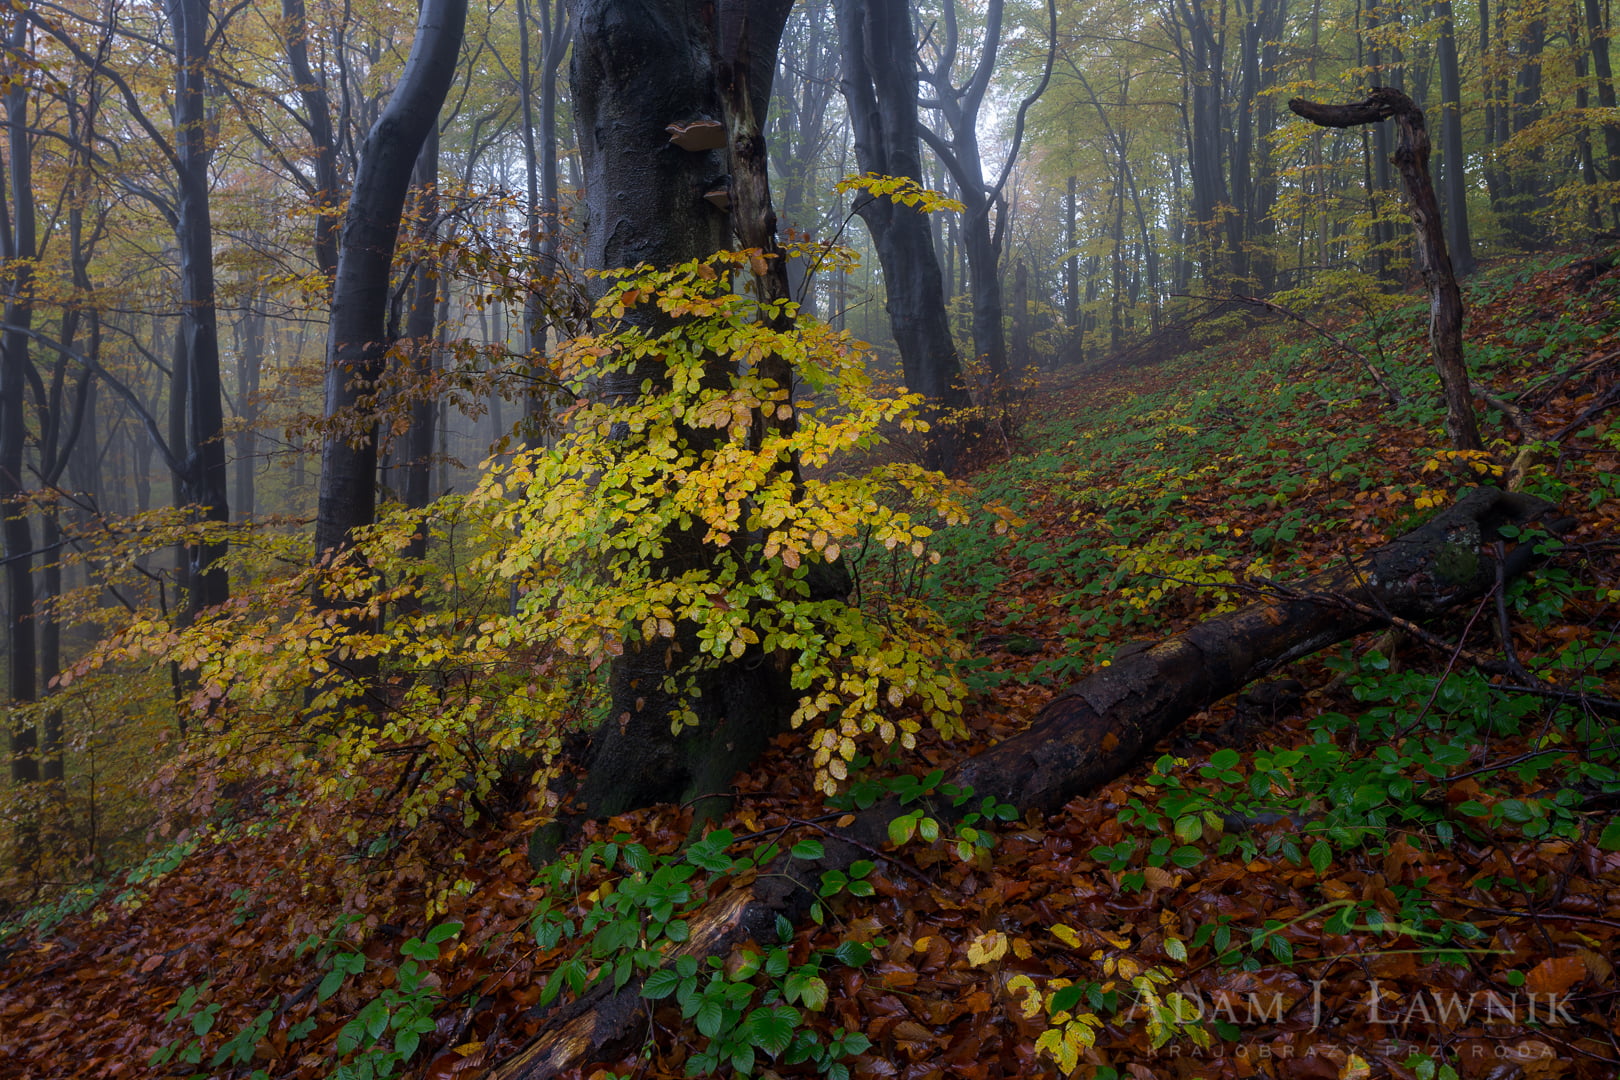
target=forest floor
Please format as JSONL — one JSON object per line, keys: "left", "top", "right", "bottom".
{"left": 3, "top": 251, "right": 1620, "bottom": 1080}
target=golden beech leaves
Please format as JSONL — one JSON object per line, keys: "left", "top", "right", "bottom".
{"left": 477, "top": 251, "right": 995, "bottom": 796}
{"left": 834, "top": 173, "right": 967, "bottom": 215}
{"left": 33, "top": 247, "right": 1000, "bottom": 943}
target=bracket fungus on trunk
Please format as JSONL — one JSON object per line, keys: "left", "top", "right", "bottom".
{"left": 665, "top": 119, "right": 727, "bottom": 151}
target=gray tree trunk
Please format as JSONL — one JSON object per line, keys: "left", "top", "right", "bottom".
{"left": 834, "top": 0, "right": 970, "bottom": 470}
{"left": 2, "top": 7, "right": 38, "bottom": 794}
{"left": 313, "top": 0, "right": 468, "bottom": 563}
{"left": 168, "top": 0, "right": 231, "bottom": 615}
{"left": 569, "top": 0, "right": 802, "bottom": 820}
{"left": 1432, "top": 0, "right": 1475, "bottom": 275}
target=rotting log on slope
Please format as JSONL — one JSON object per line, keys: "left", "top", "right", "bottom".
{"left": 484, "top": 485, "right": 1565, "bottom": 1079}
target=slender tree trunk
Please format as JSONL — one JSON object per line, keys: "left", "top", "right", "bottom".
{"left": 1433, "top": 0, "right": 1475, "bottom": 275}
{"left": 1065, "top": 175, "right": 1079, "bottom": 327}
{"left": 1110, "top": 168, "right": 1125, "bottom": 352}
{"left": 169, "top": 0, "right": 231, "bottom": 616}
{"left": 233, "top": 291, "right": 265, "bottom": 520}
{"left": 1574, "top": 8, "right": 1603, "bottom": 229}
{"left": 1585, "top": 0, "right": 1620, "bottom": 198}
{"left": 313, "top": 0, "right": 468, "bottom": 563}
{"left": 1509, "top": 11, "right": 1547, "bottom": 240}
{"left": 281, "top": 0, "right": 341, "bottom": 277}
{"left": 1011, "top": 258, "right": 1030, "bottom": 375}
{"left": 2, "top": 6, "right": 38, "bottom": 795}
{"left": 402, "top": 127, "right": 440, "bottom": 527}
{"left": 1365, "top": 0, "right": 1397, "bottom": 281}
{"left": 516, "top": 0, "right": 542, "bottom": 359}
{"left": 834, "top": 0, "right": 970, "bottom": 469}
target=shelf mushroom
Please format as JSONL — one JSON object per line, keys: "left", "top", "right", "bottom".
{"left": 665, "top": 120, "right": 726, "bottom": 151}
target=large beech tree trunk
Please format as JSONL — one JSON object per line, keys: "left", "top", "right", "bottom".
{"left": 488, "top": 486, "right": 1562, "bottom": 1080}
{"left": 569, "top": 0, "right": 802, "bottom": 820}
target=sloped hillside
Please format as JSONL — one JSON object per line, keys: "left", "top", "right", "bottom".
{"left": 2, "top": 253, "right": 1618, "bottom": 1080}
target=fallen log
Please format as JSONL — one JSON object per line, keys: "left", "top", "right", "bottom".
{"left": 485, "top": 486, "right": 1564, "bottom": 1079}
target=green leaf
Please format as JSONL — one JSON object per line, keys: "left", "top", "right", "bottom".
{"left": 695, "top": 996, "right": 726, "bottom": 1038}
{"left": 643, "top": 969, "right": 681, "bottom": 999}
{"left": 192, "top": 1003, "right": 220, "bottom": 1037}
{"left": 791, "top": 839, "right": 825, "bottom": 860}
{"left": 831, "top": 941, "right": 871, "bottom": 968}
{"left": 425, "top": 921, "right": 462, "bottom": 945}
{"left": 1352, "top": 784, "right": 1386, "bottom": 811}
{"left": 730, "top": 951, "right": 763, "bottom": 981}
{"left": 315, "top": 971, "right": 345, "bottom": 1003}
{"left": 786, "top": 972, "right": 828, "bottom": 1010}
{"left": 1049, "top": 984, "right": 1085, "bottom": 1013}
{"left": 686, "top": 830, "right": 736, "bottom": 873}
{"left": 360, "top": 997, "right": 390, "bottom": 1040}
{"left": 1169, "top": 845, "right": 1203, "bottom": 869}
{"left": 746, "top": 1006, "right": 799, "bottom": 1056}
{"left": 1308, "top": 841, "right": 1332, "bottom": 875}
{"left": 623, "top": 843, "right": 653, "bottom": 873}
{"left": 1497, "top": 799, "right": 1535, "bottom": 824}
{"left": 1599, "top": 820, "right": 1620, "bottom": 851}
{"left": 888, "top": 815, "right": 917, "bottom": 847}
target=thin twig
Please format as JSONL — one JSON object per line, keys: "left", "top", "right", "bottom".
{"left": 793, "top": 816, "right": 940, "bottom": 890}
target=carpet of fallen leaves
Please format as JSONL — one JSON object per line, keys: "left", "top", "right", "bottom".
{"left": 2, "top": 255, "right": 1619, "bottom": 1080}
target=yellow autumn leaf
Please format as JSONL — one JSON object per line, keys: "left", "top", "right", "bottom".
{"left": 966, "top": 930, "right": 1009, "bottom": 967}
{"left": 1006, "top": 974, "right": 1042, "bottom": 1018}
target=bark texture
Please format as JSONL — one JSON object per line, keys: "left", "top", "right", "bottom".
{"left": 2, "top": 7, "right": 37, "bottom": 790}
{"left": 569, "top": 0, "right": 802, "bottom": 819}
{"left": 486, "top": 486, "right": 1561, "bottom": 1079}
{"left": 1290, "top": 88, "right": 1483, "bottom": 452}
